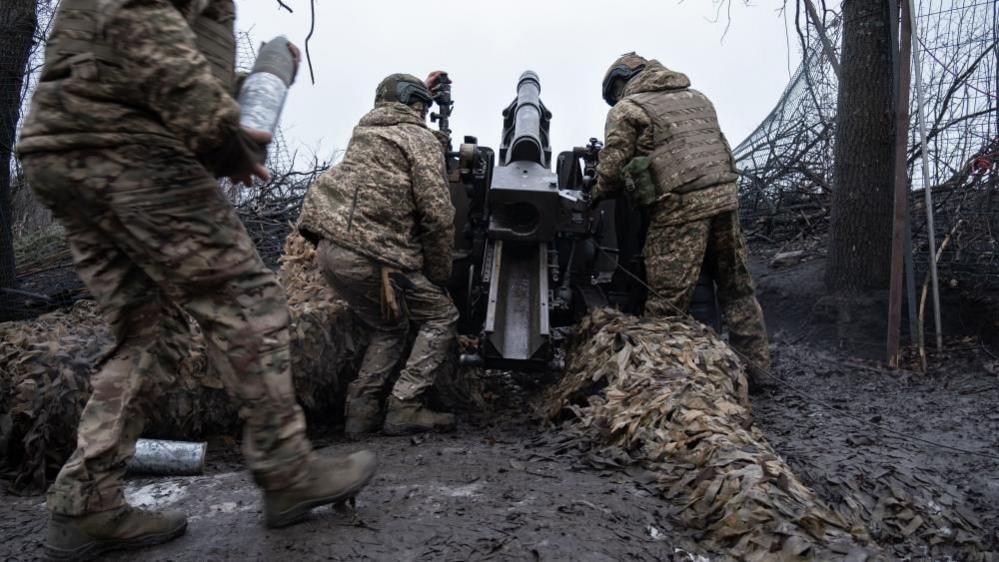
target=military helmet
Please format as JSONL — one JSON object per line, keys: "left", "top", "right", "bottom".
{"left": 375, "top": 73, "right": 434, "bottom": 107}
{"left": 601, "top": 52, "right": 648, "bottom": 106}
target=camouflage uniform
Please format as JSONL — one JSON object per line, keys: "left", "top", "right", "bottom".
{"left": 17, "top": 0, "right": 312, "bottom": 515}
{"left": 592, "top": 59, "right": 771, "bottom": 373}
{"left": 298, "top": 101, "right": 458, "bottom": 409}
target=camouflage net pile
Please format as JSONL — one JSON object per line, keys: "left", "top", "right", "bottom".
{"left": 546, "top": 309, "right": 876, "bottom": 560}
{"left": 1, "top": 301, "right": 119, "bottom": 489}
{"left": 547, "top": 309, "right": 994, "bottom": 560}
{"left": 0, "top": 231, "right": 365, "bottom": 491}
{"left": 278, "top": 230, "right": 366, "bottom": 415}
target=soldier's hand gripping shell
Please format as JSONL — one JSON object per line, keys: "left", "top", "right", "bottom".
{"left": 224, "top": 127, "right": 273, "bottom": 186}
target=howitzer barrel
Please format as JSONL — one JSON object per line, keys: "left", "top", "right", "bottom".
{"left": 489, "top": 71, "right": 585, "bottom": 245}
{"left": 501, "top": 71, "right": 551, "bottom": 167}
{"left": 509, "top": 71, "right": 544, "bottom": 165}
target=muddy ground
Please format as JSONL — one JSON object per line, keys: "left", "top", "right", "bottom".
{"left": 2, "top": 254, "right": 998, "bottom": 560}
{"left": 753, "top": 253, "right": 999, "bottom": 559}
{"left": 1, "top": 373, "right": 706, "bottom": 562}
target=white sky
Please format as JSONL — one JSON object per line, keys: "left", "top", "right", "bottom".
{"left": 236, "top": 0, "right": 801, "bottom": 161}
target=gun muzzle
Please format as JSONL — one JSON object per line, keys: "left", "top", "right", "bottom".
{"left": 508, "top": 71, "right": 544, "bottom": 165}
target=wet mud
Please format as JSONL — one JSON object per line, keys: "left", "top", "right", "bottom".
{"left": 1, "top": 409, "right": 703, "bottom": 561}
{"left": 755, "top": 343, "right": 999, "bottom": 559}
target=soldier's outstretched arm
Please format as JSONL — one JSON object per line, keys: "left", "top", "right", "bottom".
{"left": 100, "top": 0, "right": 242, "bottom": 165}
{"left": 408, "top": 132, "right": 455, "bottom": 287}
{"left": 592, "top": 100, "right": 648, "bottom": 201}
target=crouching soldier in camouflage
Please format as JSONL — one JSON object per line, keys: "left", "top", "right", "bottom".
{"left": 591, "top": 52, "right": 772, "bottom": 383}
{"left": 17, "top": 0, "right": 377, "bottom": 557}
{"left": 298, "top": 73, "right": 459, "bottom": 438}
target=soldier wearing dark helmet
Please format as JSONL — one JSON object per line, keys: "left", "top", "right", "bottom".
{"left": 591, "top": 52, "right": 772, "bottom": 383}
{"left": 298, "top": 72, "right": 459, "bottom": 438}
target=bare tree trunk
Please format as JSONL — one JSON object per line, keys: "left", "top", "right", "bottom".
{"left": 825, "top": 0, "right": 895, "bottom": 291}
{"left": 0, "top": 0, "right": 38, "bottom": 319}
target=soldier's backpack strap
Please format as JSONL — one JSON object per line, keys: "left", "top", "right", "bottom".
{"left": 190, "top": 13, "right": 236, "bottom": 91}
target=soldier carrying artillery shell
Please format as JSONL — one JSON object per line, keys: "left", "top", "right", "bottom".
{"left": 17, "top": 0, "right": 377, "bottom": 557}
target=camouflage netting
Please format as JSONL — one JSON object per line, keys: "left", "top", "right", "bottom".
{"left": 278, "top": 231, "right": 369, "bottom": 417}
{"left": 547, "top": 309, "right": 991, "bottom": 560}
{"left": 546, "top": 309, "right": 874, "bottom": 560}
{"left": 0, "top": 231, "right": 366, "bottom": 491}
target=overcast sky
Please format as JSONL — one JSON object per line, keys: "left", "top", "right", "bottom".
{"left": 236, "top": 0, "right": 802, "bottom": 162}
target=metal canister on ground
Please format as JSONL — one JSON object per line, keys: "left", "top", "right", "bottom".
{"left": 237, "top": 35, "right": 296, "bottom": 135}
{"left": 126, "top": 439, "right": 207, "bottom": 476}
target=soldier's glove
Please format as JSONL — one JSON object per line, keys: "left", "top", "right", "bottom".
{"left": 209, "top": 127, "right": 272, "bottom": 186}
{"left": 425, "top": 70, "right": 448, "bottom": 92}
{"left": 287, "top": 42, "right": 302, "bottom": 85}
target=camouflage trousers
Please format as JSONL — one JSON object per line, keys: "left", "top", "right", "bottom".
{"left": 644, "top": 209, "right": 771, "bottom": 373}
{"left": 21, "top": 145, "right": 312, "bottom": 516}
{"left": 316, "top": 241, "right": 458, "bottom": 407}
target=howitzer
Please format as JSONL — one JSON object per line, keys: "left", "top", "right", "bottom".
{"left": 440, "top": 71, "right": 718, "bottom": 371}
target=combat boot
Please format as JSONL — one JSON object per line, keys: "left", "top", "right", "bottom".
{"left": 264, "top": 450, "right": 378, "bottom": 528}
{"left": 46, "top": 505, "right": 187, "bottom": 560}
{"left": 383, "top": 396, "right": 456, "bottom": 435}
{"left": 344, "top": 397, "right": 382, "bottom": 440}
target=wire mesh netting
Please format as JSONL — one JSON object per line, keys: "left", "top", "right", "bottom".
{"left": 735, "top": 0, "right": 998, "bottom": 290}
{"left": 906, "top": 0, "right": 998, "bottom": 290}
{"left": 732, "top": 13, "right": 839, "bottom": 247}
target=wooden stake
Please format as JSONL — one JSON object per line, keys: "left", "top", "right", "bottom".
{"left": 908, "top": 0, "right": 944, "bottom": 352}
{"left": 888, "top": 0, "right": 913, "bottom": 368}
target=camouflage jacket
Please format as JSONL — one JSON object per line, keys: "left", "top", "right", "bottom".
{"left": 297, "top": 103, "right": 455, "bottom": 285}
{"left": 593, "top": 60, "right": 739, "bottom": 226}
{"left": 17, "top": 0, "right": 242, "bottom": 169}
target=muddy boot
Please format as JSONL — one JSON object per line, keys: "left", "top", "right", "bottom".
{"left": 46, "top": 505, "right": 187, "bottom": 560}
{"left": 745, "top": 356, "right": 774, "bottom": 395}
{"left": 264, "top": 450, "right": 378, "bottom": 528}
{"left": 746, "top": 365, "right": 767, "bottom": 394}
{"left": 383, "top": 396, "right": 455, "bottom": 435}
{"left": 344, "top": 397, "right": 382, "bottom": 440}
